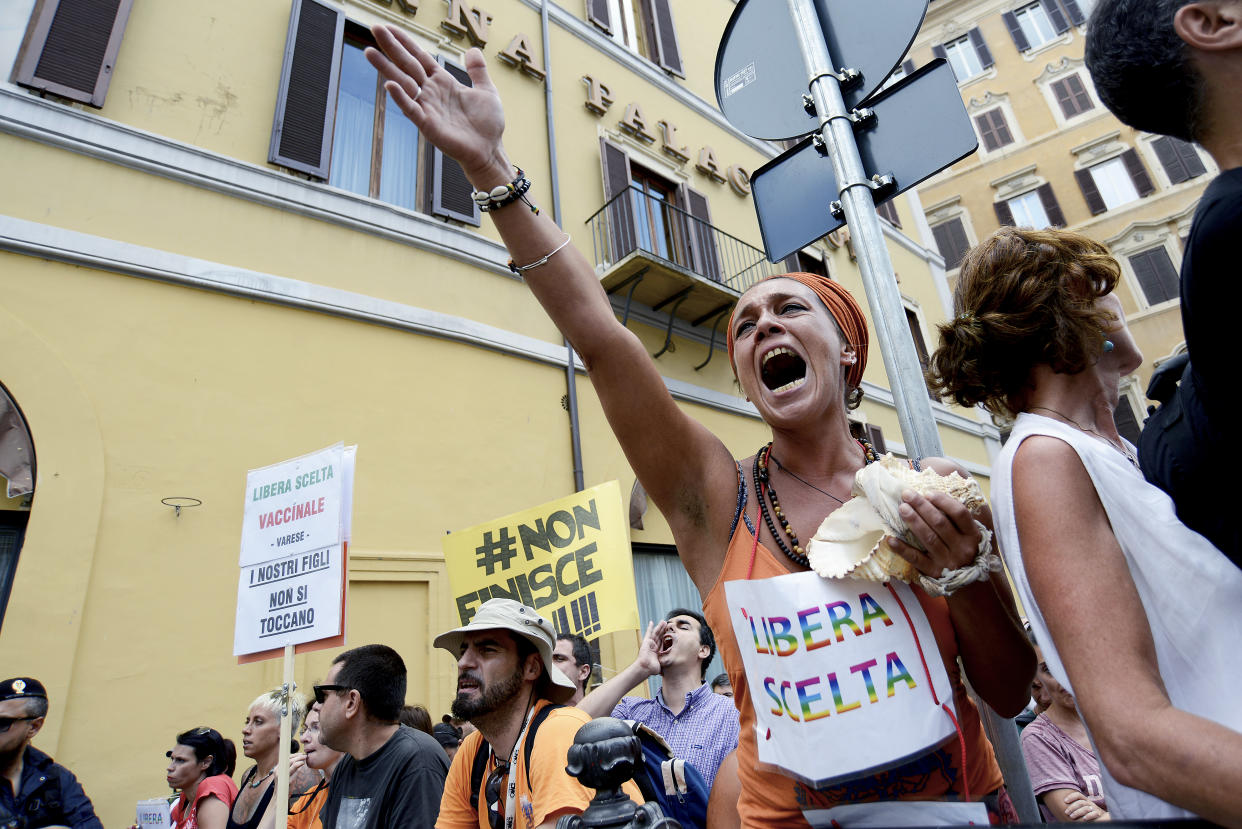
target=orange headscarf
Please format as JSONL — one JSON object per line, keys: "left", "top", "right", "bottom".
{"left": 726, "top": 272, "right": 869, "bottom": 390}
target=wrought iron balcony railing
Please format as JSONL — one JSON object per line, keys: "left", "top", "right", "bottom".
{"left": 585, "top": 186, "right": 783, "bottom": 294}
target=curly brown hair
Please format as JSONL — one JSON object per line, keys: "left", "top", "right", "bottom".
{"left": 927, "top": 227, "right": 1120, "bottom": 416}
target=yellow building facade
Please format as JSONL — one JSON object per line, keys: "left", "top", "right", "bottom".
{"left": 911, "top": 0, "right": 1212, "bottom": 439}
{"left": 1, "top": 0, "right": 1000, "bottom": 821}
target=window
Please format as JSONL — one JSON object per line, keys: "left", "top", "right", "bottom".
{"left": 1113, "top": 396, "right": 1142, "bottom": 445}
{"left": 1050, "top": 74, "right": 1094, "bottom": 119}
{"left": 995, "top": 183, "right": 1065, "bottom": 227}
{"left": 881, "top": 59, "right": 916, "bottom": 92}
{"left": 783, "top": 250, "right": 830, "bottom": 278}
{"left": 1012, "top": 3, "right": 1058, "bottom": 49}
{"left": 1151, "top": 136, "right": 1208, "bottom": 185}
{"left": 268, "top": 1, "right": 477, "bottom": 224}
{"left": 633, "top": 544, "right": 724, "bottom": 697}
{"left": 14, "top": 0, "right": 136, "bottom": 107}
{"left": 1128, "top": 247, "right": 1180, "bottom": 306}
{"left": 931, "top": 217, "right": 971, "bottom": 270}
{"left": 328, "top": 36, "right": 420, "bottom": 210}
{"left": 935, "top": 30, "right": 993, "bottom": 82}
{"left": 904, "top": 308, "right": 938, "bottom": 401}
{"left": 876, "top": 200, "right": 902, "bottom": 227}
{"left": 599, "top": 140, "right": 719, "bottom": 280}
{"left": 586, "top": 0, "right": 683, "bottom": 76}
{"left": 1007, "top": 190, "right": 1050, "bottom": 228}
{"left": 1075, "top": 151, "right": 1155, "bottom": 214}
{"left": 974, "top": 109, "right": 1014, "bottom": 152}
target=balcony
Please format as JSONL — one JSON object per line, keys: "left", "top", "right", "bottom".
{"left": 586, "top": 186, "right": 786, "bottom": 358}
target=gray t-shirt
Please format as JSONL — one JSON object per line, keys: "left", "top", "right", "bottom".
{"left": 322, "top": 725, "right": 449, "bottom": 829}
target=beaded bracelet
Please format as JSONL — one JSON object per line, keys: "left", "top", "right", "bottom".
{"left": 471, "top": 167, "right": 540, "bottom": 214}
{"left": 509, "top": 233, "right": 572, "bottom": 275}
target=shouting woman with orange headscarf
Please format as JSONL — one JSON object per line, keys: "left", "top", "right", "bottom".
{"left": 366, "top": 28, "right": 1033, "bottom": 827}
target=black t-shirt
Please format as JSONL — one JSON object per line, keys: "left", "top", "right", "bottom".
{"left": 1139, "top": 166, "right": 1242, "bottom": 567}
{"left": 321, "top": 725, "right": 450, "bottom": 829}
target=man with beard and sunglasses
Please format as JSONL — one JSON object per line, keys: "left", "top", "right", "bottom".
{"left": 433, "top": 599, "right": 643, "bottom": 829}
{"left": 315, "top": 644, "right": 449, "bottom": 829}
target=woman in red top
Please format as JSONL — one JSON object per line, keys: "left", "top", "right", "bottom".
{"left": 167, "top": 727, "right": 238, "bottom": 829}
{"left": 365, "top": 26, "right": 1034, "bottom": 826}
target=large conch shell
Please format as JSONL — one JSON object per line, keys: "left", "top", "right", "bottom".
{"left": 807, "top": 454, "right": 986, "bottom": 583}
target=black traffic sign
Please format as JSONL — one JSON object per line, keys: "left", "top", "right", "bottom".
{"left": 749, "top": 59, "right": 977, "bottom": 261}
{"left": 715, "top": 0, "right": 928, "bottom": 141}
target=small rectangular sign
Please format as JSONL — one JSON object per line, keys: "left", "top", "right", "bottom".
{"left": 135, "top": 798, "right": 171, "bottom": 828}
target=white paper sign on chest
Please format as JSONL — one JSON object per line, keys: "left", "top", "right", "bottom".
{"left": 725, "top": 571, "right": 956, "bottom": 788}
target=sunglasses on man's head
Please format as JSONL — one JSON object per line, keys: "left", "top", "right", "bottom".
{"left": 312, "top": 684, "right": 350, "bottom": 705}
{"left": 0, "top": 715, "right": 38, "bottom": 733}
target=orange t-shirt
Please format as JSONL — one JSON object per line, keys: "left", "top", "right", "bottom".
{"left": 702, "top": 515, "right": 1003, "bottom": 827}
{"left": 436, "top": 700, "right": 644, "bottom": 829}
{"left": 286, "top": 780, "right": 328, "bottom": 829}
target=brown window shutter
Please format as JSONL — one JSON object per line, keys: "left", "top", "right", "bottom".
{"left": 642, "top": 0, "right": 684, "bottom": 77}
{"left": 931, "top": 218, "right": 969, "bottom": 269}
{"left": 1174, "top": 138, "right": 1207, "bottom": 181}
{"left": 268, "top": 0, "right": 344, "bottom": 180}
{"left": 14, "top": 0, "right": 135, "bottom": 108}
{"left": 1152, "top": 136, "right": 1187, "bottom": 183}
{"left": 1001, "top": 12, "right": 1030, "bottom": 52}
{"left": 429, "top": 57, "right": 482, "bottom": 226}
{"left": 993, "top": 199, "right": 1015, "bottom": 226}
{"left": 1060, "top": 0, "right": 1086, "bottom": 26}
{"left": 1121, "top": 148, "right": 1155, "bottom": 197}
{"left": 864, "top": 424, "right": 888, "bottom": 455}
{"left": 969, "top": 27, "right": 994, "bottom": 69}
{"left": 876, "top": 200, "right": 901, "bottom": 227}
{"left": 975, "top": 109, "right": 1012, "bottom": 151}
{"left": 1037, "top": 183, "right": 1066, "bottom": 227}
{"left": 1075, "top": 168, "right": 1106, "bottom": 214}
{"left": 600, "top": 139, "right": 637, "bottom": 261}
{"left": 1128, "top": 248, "right": 1179, "bottom": 305}
{"left": 932, "top": 44, "right": 947, "bottom": 61}
{"left": 587, "top": 0, "right": 612, "bottom": 33}
{"left": 1065, "top": 74, "right": 1093, "bottom": 115}
{"left": 682, "top": 186, "right": 721, "bottom": 281}
{"left": 1039, "top": 0, "right": 1070, "bottom": 33}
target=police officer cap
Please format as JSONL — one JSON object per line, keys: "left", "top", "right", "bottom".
{"left": 0, "top": 677, "right": 47, "bottom": 701}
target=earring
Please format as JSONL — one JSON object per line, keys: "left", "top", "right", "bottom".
{"left": 1103, "top": 340, "right": 1115, "bottom": 353}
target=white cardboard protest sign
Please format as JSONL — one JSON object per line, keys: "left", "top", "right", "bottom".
{"left": 239, "top": 443, "right": 344, "bottom": 567}
{"left": 234, "top": 444, "right": 353, "bottom": 657}
{"left": 135, "top": 798, "right": 171, "bottom": 828}
{"left": 233, "top": 542, "right": 345, "bottom": 655}
{"left": 725, "top": 570, "right": 956, "bottom": 788}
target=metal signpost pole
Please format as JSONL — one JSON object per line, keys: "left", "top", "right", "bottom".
{"left": 785, "top": 0, "right": 944, "bottom": 460}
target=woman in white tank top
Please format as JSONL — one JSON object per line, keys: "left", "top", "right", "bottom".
{"left": 926, "top": 227, "right": 1242, "bottom": 824}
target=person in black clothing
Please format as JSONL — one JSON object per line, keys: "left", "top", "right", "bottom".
{"left": 1086, "top": 0, "right": 1242, "bottom": 565}
{"left": 0, "top": 677, "right": 102, "bottom": 829}
{"left": 316, "top": 644, "right": 448, "bottom": 828}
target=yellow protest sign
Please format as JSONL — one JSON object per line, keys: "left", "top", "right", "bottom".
{"left": 443, "top": 481, "right": 639, "bottom": 639}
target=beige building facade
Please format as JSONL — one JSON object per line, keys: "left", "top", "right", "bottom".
{"left": 2, "top": 0, "right": 999, "bottom": 821}
{"left": 912, "top": 0, "right": 1212, "bottom": 439}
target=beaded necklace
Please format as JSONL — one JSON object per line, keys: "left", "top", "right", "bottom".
{"left": 754, "top": 438, "right": 878, "bottom": 567}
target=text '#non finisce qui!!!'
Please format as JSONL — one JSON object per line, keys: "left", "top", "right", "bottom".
{"left": 742, "top": 591, "right": 923, "bottom": 723}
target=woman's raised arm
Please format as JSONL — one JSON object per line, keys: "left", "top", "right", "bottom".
{"left": 365, "top": 28, "right": 738, "bottom": 586}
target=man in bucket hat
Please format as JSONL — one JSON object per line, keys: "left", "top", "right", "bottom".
{"left": 433, "top": 599, "right": 641, "bottom": 829}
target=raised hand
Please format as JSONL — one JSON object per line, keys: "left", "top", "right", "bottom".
{"left": 365, "top": 25, "right": 509, "bottom": 185}
{"left": 636, "top": 620, "right": 669, "bottom": 677}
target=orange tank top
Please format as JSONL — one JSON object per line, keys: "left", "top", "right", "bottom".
{"left": 701, "top": 471, "right": 1003, "bottom": 827}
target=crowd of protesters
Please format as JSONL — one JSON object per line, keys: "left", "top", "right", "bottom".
{"left": 8, "top": 0, "right": 1242, "bottom": 827}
